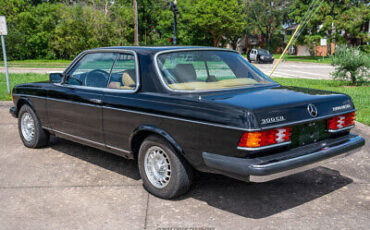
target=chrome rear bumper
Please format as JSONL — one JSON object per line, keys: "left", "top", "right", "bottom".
{"left": 202, "top": 134, "right": 365, "bottom": 182}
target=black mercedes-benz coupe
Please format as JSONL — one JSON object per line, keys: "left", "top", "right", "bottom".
{"left": 10, "top": 47, "right": 365, "bottom": 199}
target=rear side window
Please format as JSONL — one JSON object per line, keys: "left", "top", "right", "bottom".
{"left": 107, "top": 54, "right": 137, "bottom": 90}
{"left": 65, "top": 53, "right": 116, "bottom": 88}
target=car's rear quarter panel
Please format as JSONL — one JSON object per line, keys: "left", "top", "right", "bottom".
{"left": 103, "top": 92, "right": 249, "bottom": 169}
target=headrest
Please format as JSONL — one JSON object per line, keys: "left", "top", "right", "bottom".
{"left": 174, "top": 64, "right": 197, "bottom": 83}
{"left": 122, "top": 70, "right": 136, "bottom": 87}
{"left": 108, "top": 82, "right": 121, "bottom": 89}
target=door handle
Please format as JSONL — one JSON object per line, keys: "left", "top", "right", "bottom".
{"left": 89, "top": 98, "right": 102, "bottom": 104}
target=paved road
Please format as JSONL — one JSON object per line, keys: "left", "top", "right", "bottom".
{"left": 0, "top": 61, "right": 335, "bottom": 80}
{"left": 0, "top": 67, "right": 65, "bottom": 74}
{"left": 0, "top": 101, "right": 369, "bottom": 230}
{"left": 254, "top": 61, "right": 334, "bottom": 79}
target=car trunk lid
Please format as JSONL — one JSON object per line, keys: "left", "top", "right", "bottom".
{"left": 200, "top": 85, "right": 355, "bottom": 129}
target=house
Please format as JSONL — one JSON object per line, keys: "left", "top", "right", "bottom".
{"left": 285, "top": 24, "right": 335, "bottom": 56}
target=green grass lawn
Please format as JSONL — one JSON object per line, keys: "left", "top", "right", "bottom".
{"left": 0, "top": 73, "right": 48, "bottom": 100}
{"left": 0, "top": 59, "right": 71, "bottom": 68}
{"left": 272, "top": 54, "right": 332, "bottom": 64}
{"left": 1, "top": 73, "right": 368, "bottom": 125}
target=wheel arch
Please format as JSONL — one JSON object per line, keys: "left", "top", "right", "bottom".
{"left": 16, "top": 97, "right": 35, "bottom": 117}
{"left": 129, "top": 125, "right": 184, "bottom": 159}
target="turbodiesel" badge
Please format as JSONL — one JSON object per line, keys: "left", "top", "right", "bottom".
{"left": 332, "top": 104, "right": 351, "bottom": 111}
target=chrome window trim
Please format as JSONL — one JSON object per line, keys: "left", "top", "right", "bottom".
{"left": 153, "top": 48, "right": 277, "bottom": 93}
{"left": 43, "top": 127, "right": 131, "bottom": 154}
{"left": 237, "top": 141, "right": 291, "bottom": 151}
{"left": 13, "top": 94, "right": 357, "bottom": 133}
{"left": 328, "top": 125, "right": 355, "bottom": 133}
{"left": 62, "top": 49, "right": 140, "bottom": 94}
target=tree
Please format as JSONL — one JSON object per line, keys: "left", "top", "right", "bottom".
{"left": 331, "top": 45, "right": 370, "bottom": 85}
{"left": 15, "top": 3, "right": 63, "bottom": 59}
{"left": 0, "top": 0, "right": 27, "bottom": 20}
{"left": 245, "top": 0, "right": 289, "bottom": 50}
{"left": 183, "top": 0, "right": 246, "bottom": 47}
{"left": 289, "top": 0, "right": 369, "bottom": 48}
{"left": 335, "top": 4, "right": 370, "bottom": 45}
{"left": 51, "top": 3, "right": 133, "bottom": 59}
{"left": 137, "top": 0, "right": 170, "bottom": 45}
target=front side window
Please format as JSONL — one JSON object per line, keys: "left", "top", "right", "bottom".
{"left": 65, "top": 52, "right": 116, "bottom": 88}
{"left": 107, "top": 53, "right": 137, "bottom": 90}
{"left": 157, "top": 50, "right": 274, "bottom": 91}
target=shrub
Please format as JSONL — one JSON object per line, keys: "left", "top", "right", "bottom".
{"left": 359, "top": 45, "right": 370, "bottom": 54}
{"left": 331, "top": 45, "right": 370, "bottom": 85}
{"left": 0, "top": 2, "right": 134, "bottom": 60}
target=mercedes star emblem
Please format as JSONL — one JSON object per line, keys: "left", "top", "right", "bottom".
{"left": 307, "top": 104, "right": 318, "bottom": 117}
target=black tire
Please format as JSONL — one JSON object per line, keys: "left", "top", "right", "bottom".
{"left": 138, "top": 135, "right": 193, "bottom": 199}
{"left": 18, "top": 104, "right": 49, "bottom": 148}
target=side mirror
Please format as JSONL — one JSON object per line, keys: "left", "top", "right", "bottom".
{"left": 49, "top": 72, "right": 63, "bottom": 83}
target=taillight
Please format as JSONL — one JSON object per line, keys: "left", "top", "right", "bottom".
{"left": 327, "top": 112, "right": 355, "bottom": 131}
{"left": 238, "top": 127, "right": 291, "bottom": 149}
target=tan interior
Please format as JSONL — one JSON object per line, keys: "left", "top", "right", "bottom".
{"left": 168, "top": 78, "right": 259, "bottom": 90}
{"left": 108, "top": 82, "right": 121, "bottom": 89}
{"left": 108, "top": 71, "right": 136, "bottom": 90}
{"left": 122, "top": 72, "right": 136, "bottom": 87}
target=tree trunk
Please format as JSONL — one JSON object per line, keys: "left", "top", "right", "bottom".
{"left": 350, "top": 71, "right": 356, "bottom": 85}
{"left": 213, "top": 35, "right": 222, "bottom": 47}
{"left": 232, "top": 41, "right": 237, "bottom": 50}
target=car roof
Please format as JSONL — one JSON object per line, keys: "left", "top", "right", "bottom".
{"left": 89, "top": 46, "right": 235, "bottom": 55}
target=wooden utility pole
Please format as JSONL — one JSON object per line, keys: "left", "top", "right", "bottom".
{"left": 133, "top": 0, "right": 139, "bottom": 46}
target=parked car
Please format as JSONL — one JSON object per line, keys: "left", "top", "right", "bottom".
{"left": 247, "top": 48, "right": 274, "bottom": 63}
{"left": 10, "top": 47, "right": 364, "bottom": 199}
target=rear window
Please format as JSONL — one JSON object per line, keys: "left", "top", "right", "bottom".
{"left": 156, "top": 50, "right": 274, "bottom": 91}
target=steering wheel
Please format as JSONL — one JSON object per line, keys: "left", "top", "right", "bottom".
{"left": 84, "top": 69, "right": 109, "bottom": 88}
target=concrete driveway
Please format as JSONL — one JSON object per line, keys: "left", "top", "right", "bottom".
{"left": 0, "top": 101, "right": 369, "bottom": 230}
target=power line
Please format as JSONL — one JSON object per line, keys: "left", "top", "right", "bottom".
{"left": 270, "top": 0, "right": 324, "bottom": 77}
{"left": 290, "top": 0, "right": 324, "bottom": 52}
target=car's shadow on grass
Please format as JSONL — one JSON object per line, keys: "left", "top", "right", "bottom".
{"left": 49, "top": 136, "right": 353, "bottom": 219}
